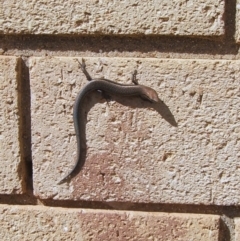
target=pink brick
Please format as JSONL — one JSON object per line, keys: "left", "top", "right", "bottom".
{"left": 30, "top": 57, "right": 240, "bottom": 205}
{"left": 0, "top": 205, "right": 220, "bottom": 241}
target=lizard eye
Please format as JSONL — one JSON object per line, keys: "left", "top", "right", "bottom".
{"left": 141, "top": 94, "right": 153, "bottom": 102}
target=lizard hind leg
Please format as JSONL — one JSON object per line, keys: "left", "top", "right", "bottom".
{"left": 78, "top": 58, "right": 112, "bottom": 102}
{"left": 76, "top": 58, "right": 92, "bottom": 81}
{"left": 131, "top": 70, "right": 138, "bottom": 85}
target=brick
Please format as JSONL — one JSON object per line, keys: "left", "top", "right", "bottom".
{"left": 0, "top": 57, "right": 25, "bottom": 194}
{"left": 30, "top": 57, "right": 240, "bottom": 205}
{"left": 236, "top": 0, "right": 240, "bottom": 42}
{"left": 0, "top": 204, "right": 220, "bottom": 241}
{"left": 0, "top": 0, "right": 225, "bottom": 37}
{"left": 235, "top": 218, "right": 240, "bottom": 241}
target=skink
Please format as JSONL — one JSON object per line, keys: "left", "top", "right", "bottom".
{"left": 58, "top": 64, "right": 159, "bottom": 184}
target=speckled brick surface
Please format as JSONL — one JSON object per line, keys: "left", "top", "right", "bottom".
{"left": 236, "top": 0, "right": 240, "bottom": 42}
{"left": 235, "top": 218, "right": 240, "bottom": 241}
{"left": 30, "top": 57, "right": 240, "bottom": 205}
{"left": 0, "top": 0, "right": 225, "bottom": 36}
{"left": 0, "top": 204, "right": 220, "bottom": 241}
{"left": 0, "top": 57, "right": 25, "bottom": 193}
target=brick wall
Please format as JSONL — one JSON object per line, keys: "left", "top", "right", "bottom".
{"left": 0, "top": 0, "right": 239, "bottom": 240}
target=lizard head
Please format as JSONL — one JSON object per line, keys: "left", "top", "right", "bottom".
{"left": 140, "top": 85, "right": 160, "bottom": 103}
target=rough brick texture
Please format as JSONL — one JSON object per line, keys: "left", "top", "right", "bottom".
{"left": 235, "top": 218, "right": 240, "bottom": 241}
{"left": 1, "top": 1, "right": 240, "bottom": 240}
{"left": 30, "top": 57, "right": 240, "bottom": 205}
{"left": 236, "top": 0, "right": 240, "bottom": 42}
{"left": 0, "top": 57, "right": 25, "bottom": 194}
{"left": 0, "top": 204, "right": 220, "bottom": 240}
{"left": 0, "top": 0, "right": 225, "bottom": 36}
